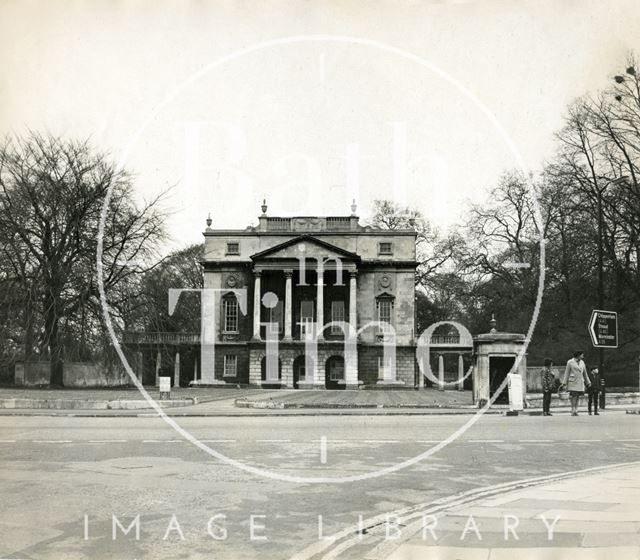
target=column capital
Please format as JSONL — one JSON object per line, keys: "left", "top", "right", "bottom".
{"left": 349, "top": 270, "right": 358, "bottom": 278}
{"left": 284, "top": 269, "right": 293, "bottom": 277}
{"left": 253, "top": 270, "right": 262, "bottom": 277}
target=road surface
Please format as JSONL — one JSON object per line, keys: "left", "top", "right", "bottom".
{"left": 1, "top": 410, "right": 638, "bottom": 559}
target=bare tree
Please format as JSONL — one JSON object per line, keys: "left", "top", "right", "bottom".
{"left": 0, "top": 133, "right": 166, "bottom": 385}
{"left": 369, "top": 199, "right": 458, "bottom": 285}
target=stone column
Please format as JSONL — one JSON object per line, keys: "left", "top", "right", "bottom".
{"left": 316, "top": 268, "right": 324, "bottom": 340}
{"left": 457, "top": 354, "right": 464, "bottom": 390}
{"left": 284, "top": 269, "right": 293, "bottom": 341}
{"left": 193, "top": 357, "right": 198, "bottom": 384}
{"left": 349, "top": 271, "right": 357, "bottom": 333}
{"left": 174, "top": 351, "right": 180, "bottom": 388}
{"left": 252, "top": 271, "right": 261, "bottom": 340}
{"left": 438, "top": 354, "right": 444, "bottom": 390}
{"left": 155, "top": 350, "right": 161, "bottom": 387}
{"left": 136, "top": 351, "right": 143, "bottom": 383}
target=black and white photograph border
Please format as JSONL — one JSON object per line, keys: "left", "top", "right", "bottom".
{"left": 1, "top": 2, "right": 640, "bottom": 560}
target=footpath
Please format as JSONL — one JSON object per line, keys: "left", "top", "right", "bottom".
{"left": 377, "top": 461, "right": 640, "bottom": 560}
{"left": 0, "top": 388, "right": 639, "bottom": 417}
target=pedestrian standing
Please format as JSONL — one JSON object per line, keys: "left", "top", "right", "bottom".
{"left": 562, "top": 351, "right": 591, "bottom": 416}
{"left": 587, "top": 367, "right": 601, "bottom": 416}
{"left": 541, "top": 358, "right": 555, "bottom": 416}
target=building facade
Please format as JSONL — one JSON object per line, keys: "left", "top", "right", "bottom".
{"left": 201, "top": 202, "right": 418, "bottom": 389}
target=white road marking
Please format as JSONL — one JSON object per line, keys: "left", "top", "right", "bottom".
{"left": 4, "top": 437, "right": 637, "bottom": 446}
{"left": 320, "top": 435, "right": 327, "bottom": 465}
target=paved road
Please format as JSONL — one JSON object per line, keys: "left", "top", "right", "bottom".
{"left": 1, "top": 411, "right": 638, "bottom": 559}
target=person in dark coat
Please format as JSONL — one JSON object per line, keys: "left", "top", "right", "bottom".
{"left": 587, "top": 367, "right": 601, "bottom": 415}
{"left": 540, "top": 358, "right": 556, "bottom": 416}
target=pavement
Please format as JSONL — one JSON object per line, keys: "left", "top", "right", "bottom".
{"left": 1, "top": 387, "right": 639, "bottom": 417}
{"left": 375, "top": 462, "right": 640, "bottom": 560}
{"left": 1, "top": 412, "right": 639, "bottom": 559}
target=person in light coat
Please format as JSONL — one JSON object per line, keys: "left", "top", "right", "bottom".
{"left": 562, "top": 351, "right": 591, "bottom": 416}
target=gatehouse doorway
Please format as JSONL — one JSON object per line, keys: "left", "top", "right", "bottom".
{"left": 489, "top": 356, "right": 515, "bottom": 404}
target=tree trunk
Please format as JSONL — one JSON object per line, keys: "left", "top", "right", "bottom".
{"left": 49, "top": 330, "right": 64, "bottom": 387}
{"left": 44, "top": 297, "right": 64, "bottom": 387}
{"left": 23, "top": 292, "right": 34, "bottom": 363}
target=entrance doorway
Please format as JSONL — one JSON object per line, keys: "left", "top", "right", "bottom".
{"left": 260, "top": 356, "right": 282, "bottom": 388}
{"left": 293, "top": 355, "right": 311, "bottom": 389}
{"left": 325, "top": 355, "right": 345, "bottom": 390}
{"left": 489, "top": 356, "right": 515, "bottom": 404}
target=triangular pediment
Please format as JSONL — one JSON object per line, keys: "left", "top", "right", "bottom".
{"left": 250, "top": 235, "right": 360, "bottom": 262}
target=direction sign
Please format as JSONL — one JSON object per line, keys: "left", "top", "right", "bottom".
{"left": 589, "top": 310, "right": 618, "bottom": 348}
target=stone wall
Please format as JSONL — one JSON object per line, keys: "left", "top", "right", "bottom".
{"left": 358, "top": 345, "right": 415, "bottom": 387}
{"left": 14, "top": 362, "right": 49, "bottom": 386}
{"left": 15, "top": 362, "right": 131, "bottom": 387}
{"left": 395, "top": 347, "right": 416, "bottom": 386}
{"left": 526, "top": 366, "right": 566, "bottom": 393}
{"left": 249, "top": 343, "right": 335, "bottom": 388}
{"left": 213, "top": 345, "right": 250, "bottom": 384}
{"left": 526, "top": 366, "right": 543, "bottom": 392}
{"left": 203, "top": 231, "right": 416, "bottom": 261}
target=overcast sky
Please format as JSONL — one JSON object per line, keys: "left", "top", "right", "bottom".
{"left": 2, "top": 0, "right": 640, "bottom": 251}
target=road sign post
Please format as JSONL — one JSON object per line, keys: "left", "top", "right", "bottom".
{"left": 589, "top": 310, "right": 617, "bottom": 411}
{"left": 588, "top": 310, "right": 618, "bottom": 349}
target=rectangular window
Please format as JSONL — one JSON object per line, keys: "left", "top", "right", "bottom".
{"left": 223, "top": 354, "right": 237, "bottom": 377}
{"left": 226, "top": 242, "right": 240, "bottom": 255}
{"left": 300, "top": 300, "right": 314, "bottom": 339}
{"left": 378, "top": 242, "right": 393, "bottom": 255}
{"left": 377, "top": 299, "right": 392, "bottom": 324}
{"left": 268, "top": 300, "right": 283, "bottom": 334}
{"left": 223, "top": 297, "right": 239, "bottom": 332}
{"left": 330, "top": 301, "right": 345, "bottom": 334}
{"left": 330, "top": 361, "right": 344, "bottom": 381}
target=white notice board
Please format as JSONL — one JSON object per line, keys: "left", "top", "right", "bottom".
{"left": 159, "top": 376, "right": 171, "bottom": 394}
{"left": 507, "top": 373, "right": 524, "bottom": 411}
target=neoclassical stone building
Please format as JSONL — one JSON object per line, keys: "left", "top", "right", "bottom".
{"left": 200, "top": 201, "right": 418, "bottom": 389}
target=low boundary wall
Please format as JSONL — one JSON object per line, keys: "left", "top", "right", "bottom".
{"left": 15, "top": 362, "right": 131, "bottom": 387}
